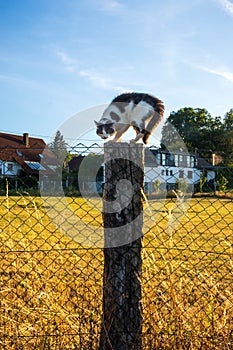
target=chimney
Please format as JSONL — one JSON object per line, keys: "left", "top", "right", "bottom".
{"left": 23, "top": 133, "right": 29, "bottom": 147}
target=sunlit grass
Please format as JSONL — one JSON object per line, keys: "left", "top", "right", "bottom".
{"left": 0, "top": 195, "right": 232, "bottom": 349}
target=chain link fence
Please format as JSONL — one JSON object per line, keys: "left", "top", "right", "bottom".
{"left": 0, "top": 143, "right": 233, "bottom": 349}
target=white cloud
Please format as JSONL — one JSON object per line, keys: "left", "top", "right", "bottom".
{"left": 95, "top": 0, "right": 125, "bottom": 12}
{"left": 79, "top": 69, "right": 126, "bottom": 91}
{"left": 196, "top": 64, "right": 233, "bottom": 83}
{"left": 56, "top": 51, "right": 78, "bottom": 65}
{"left": 56, "top": 51, "right": 79, "bottom": 72}
{"left": 216, "top": 0, "right": 233, "bottom": 15}
{"left": 79, "top": 66, "right": 167, "bottom": 93}
{"left": 55, "top": 48, "right": 127, "bottom": 90}
{"left": 79, "top": 69, "right": 110, "bottom": 88}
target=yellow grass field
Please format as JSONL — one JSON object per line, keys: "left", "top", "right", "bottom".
{"left": 0, "top": 195, "right": 232, "bottom": 349}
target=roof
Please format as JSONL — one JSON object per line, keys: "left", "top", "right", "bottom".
{"left": 68, "top": 156, "right": 85, "bottom": 172}
{"left": 196, "top": 156, "right": 214, "bottom": 169}
{"left": 0, "top": 132, "right": 57, "bottom": 176}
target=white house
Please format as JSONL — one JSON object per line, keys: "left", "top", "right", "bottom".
{"left": 144, "top": 148, "right": 199, "bottom": 194}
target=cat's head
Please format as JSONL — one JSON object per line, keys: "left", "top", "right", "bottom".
{"left": 94, "top": 121, "right": 115, "bottom": 140}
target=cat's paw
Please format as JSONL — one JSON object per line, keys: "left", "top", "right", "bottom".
{"left": 131, "top": 138, "right": 143, "bottom": 144}
{"left": 106, "top": 139, "right": 118, "bottom": 143}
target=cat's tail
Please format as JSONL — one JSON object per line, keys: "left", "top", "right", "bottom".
{"left": 143, "top": 101, "right": 164, "bottom": 144}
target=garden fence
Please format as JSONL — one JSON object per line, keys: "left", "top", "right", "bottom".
{"left": 0, "top": 143, "right": 232, "bottom": 349}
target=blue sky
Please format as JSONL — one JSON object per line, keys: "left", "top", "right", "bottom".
{"left": 1, "top": 0, "right": 233, "bottom": 145}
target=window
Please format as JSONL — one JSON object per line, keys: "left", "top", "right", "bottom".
{"left": 7, "top": 163, "right": 14, "bottom": 173}
{"left": 179, "top": 170, "right": 184, "bottom": 178}
{"left": 170, "top": 170, "right": 173, "bottom": 176}
{"left": 190, "top": 156, "right": 195, "bottom": 168}
{"left": 168, "top": 154, "right": 175, "bottom": 166}
{"left": 162, "top": 154, "right": 166, "bottom": 166}
{"left": 174, "top": 155, "right": 179, "bottom": 167}
{"left": 188, "top": 171, "right": 193, "bottom": 179}
{"left": 24, "top": 161, "right": 46, "bottom": 171}
{"left": 166, "top": 169, "right": 169, "bottom": 176}
{"left": 156, "top": 153, "right": 161, "bottom": 165}
{"left": 161, "top": 169, "right": 165, "bottom": 176}
{"left": 179, "top": 155, "right": 184, "bottom": 166}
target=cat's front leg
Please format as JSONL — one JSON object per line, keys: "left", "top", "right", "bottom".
{"left": 132, "top": 133, "right": 144, "bottom": 143}
{"left": 110, "top": 124, "right": 129, "bottom": 142}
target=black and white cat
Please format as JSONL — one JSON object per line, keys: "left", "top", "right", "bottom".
{"left": 95, "top": 92, "right": 164, "bottom": 144}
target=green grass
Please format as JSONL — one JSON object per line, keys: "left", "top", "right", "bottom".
{"left": 0, "top": 195, "right": 233, "bottom": 349}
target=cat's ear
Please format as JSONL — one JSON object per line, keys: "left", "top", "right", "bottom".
{"left": 94, "top": 120, "right": 100, "bottom": 126}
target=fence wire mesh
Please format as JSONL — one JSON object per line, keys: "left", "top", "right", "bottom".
{"left": 0, "top": 143, "right": 233, "bottom": 349}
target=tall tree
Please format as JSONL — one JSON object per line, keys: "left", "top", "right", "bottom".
{"left": 49, "top": 130, "right": 68, "bottom": 169}
{"left": 161, "top": 107, "right": 222, "bottom": 155}
{"left": 219, "top": 109, "right": 233, "bottom": 165}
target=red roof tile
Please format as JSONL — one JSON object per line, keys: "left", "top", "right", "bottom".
{"left": 0, "top": 132, "right": 57, "bottom": 175}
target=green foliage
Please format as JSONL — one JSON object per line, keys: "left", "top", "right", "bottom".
{"left": 218, "top": 110, "right": 233, "bottom": 166}
{"left": 217, "top": 175, "right": 228, "bottom": 191}
{"left": 48, "top": 130, "right": 68, "bottom": 169}
{"left": 153, "top": 179, "right": 161, "bottom": 192}
{"left": 161, "top": 107, "right": 218, "bottom": 151}
{"left": 161, "top": 107, "right": 232, "bottom": 165}
{"left": 215, "top": 167, "right": 233, "bottom": 189}
{"left": 176, "top": 178, "right": 188, "bottom": 193}
{"left": 199, "top": 172, "right": 207, "bottom": 193}
{"left": 0, "top": 176, "right": 41, "bottom": 196}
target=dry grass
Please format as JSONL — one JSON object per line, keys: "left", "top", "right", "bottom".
{"left": 0, "top": 195, "right": 233, "bottom": 349}
{"left": 143, "top": 197, "right": 233, "bottom": 349}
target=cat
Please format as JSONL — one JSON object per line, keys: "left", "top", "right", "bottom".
{"left": 95, "top": 92, "right": 164, "bottom": 144}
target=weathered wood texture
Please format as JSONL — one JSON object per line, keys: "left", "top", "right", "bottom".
{"left": 99, "top": 142, "right": 144, "bottom": 350}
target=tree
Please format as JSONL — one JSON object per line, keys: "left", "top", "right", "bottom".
{"left": 161, "top": 107, "right": 222, "bottom": 154}
{"left": 48, "top": 130, "right": 68, "bottom": 169}
{"left": 219, "top": 109, "right": 233, "bottom": 165}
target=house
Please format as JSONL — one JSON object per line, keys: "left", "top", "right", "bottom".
{"left": 66, "top": 147, "right": 215, "bottom": 196}
{"left": 0, "top": 132, "right": 57, "bottom": 190}
{"left": 144, "top": 148, "right": 200, "bottom": 194}
{"left": 66, "top": 149, "right": 199, "bottom": 195}
{"left": 195, "top": 155, "right": 215, "bottom": 182}
{"left": 68, "top": 154, "right": 104, "bottom": 192}
{"left": 144, "top": 148, "right": 216, "bottom": 193}
{"left": 68, "top": 155, "right": 85, "bottom": 173}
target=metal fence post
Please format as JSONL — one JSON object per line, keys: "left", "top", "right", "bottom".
{"left": 99, "top": 142, "right": 144, "bottom": 350}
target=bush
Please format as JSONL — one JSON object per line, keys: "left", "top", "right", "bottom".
{"left": 217, "top": 175, "right": 228, "bottom": 191}
{"left": 215, "top": 167, "right": 233, "bottom": 190}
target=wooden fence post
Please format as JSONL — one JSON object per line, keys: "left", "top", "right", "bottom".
{"left": 99, "top": 142, "right": 144, "bottom": 350}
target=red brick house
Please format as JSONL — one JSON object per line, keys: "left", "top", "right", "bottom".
{"left": 0, "top": 132, "right": 57, "bottom": 184}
